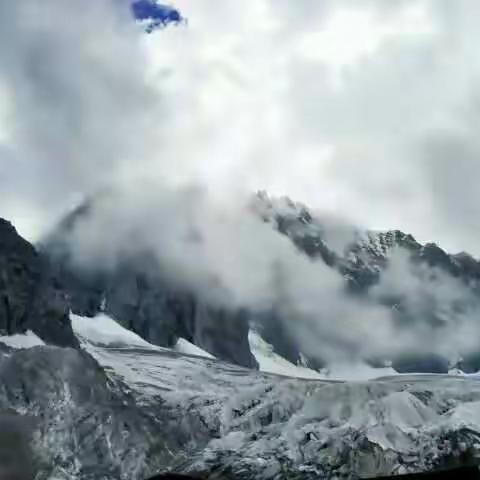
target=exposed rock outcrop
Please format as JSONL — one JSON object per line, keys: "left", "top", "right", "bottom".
{"left": 0, "top": 219, "right": 78, "bottom": 348}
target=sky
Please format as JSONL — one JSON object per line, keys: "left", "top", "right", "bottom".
{"left": 1, "top": 0, "right": 480, "bottom": 256}
{"left": 3, "top": 0, "right": 480, "bottom": 365}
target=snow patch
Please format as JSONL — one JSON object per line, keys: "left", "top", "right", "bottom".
{"left": 72, "top": 312, "right": 217, "bottom": 360}
{"left": 71, "top": 313, "right": 398, "bottom": 382}
{"left": 71, "top": 312, "right": 158, "bottom": 349}
{"left": 174, "top": 338, "right": 215, "bottom": 359}
{"left": 320, "top": 362, "right": 397, "bottom": 381}
{"left": 249, "top": 330, "right": 324, "bottom": 379}
{"left": 0, "top": 330, "right": 45, "bottom": 349}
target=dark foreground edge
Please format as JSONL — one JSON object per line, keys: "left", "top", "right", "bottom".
{"left": 372, "top": 465, "right": 480, "bottom": 479}
{"left": 147, "top": 465, "right": 480, "bottom": 480}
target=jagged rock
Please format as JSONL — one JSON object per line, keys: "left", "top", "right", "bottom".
{"left": 0, "top": 219, "right": 78, "bottom": 348}
{"left": 254, "top": 194, "right": 480, "bottom": 373}
{"left": 37, "top": 192, "right": 480, "bottom": 373}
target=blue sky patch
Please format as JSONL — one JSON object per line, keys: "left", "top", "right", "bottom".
{"left": 131, "top": 0, "right": 183, "bottom": 33}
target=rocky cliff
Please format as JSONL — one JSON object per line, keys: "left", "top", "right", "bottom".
{"left": 0, "top": 219, "right": 77, "bottom": 348}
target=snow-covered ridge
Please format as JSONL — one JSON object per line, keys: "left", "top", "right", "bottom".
{"left": 251, "top": 192, "right": 419, "bottom": 262}
{"left": 71, "top": 312, "right": 215, "bottom": 360}
{"left": 69, "top": 315, "right": 480, "bottom": 477}
{"left": 71, "top": 313, "right": 158, "bottom": 349}
{"left": 71, "top": 312, "right": 324, "bottom": 379}
{"left": 70, "top": 312, "right": 398, "bottom": 381}
{"left": 0, "top": 330, "right": 45, "bottom": 349}
{"left": 3, "top": 314, "right": 480, "bottom": 478}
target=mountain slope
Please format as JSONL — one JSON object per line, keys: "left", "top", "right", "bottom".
{"left": 252, "top": 193, "right": 480, "bottom": 373}
{"left": 2, "top": 314, "right": 480, "bottom": 479}
{"left": 3, "top": 216, "right": 480, "bottom": 478}
{"left": 38, "top": 192, "right": 480, "bottom": 375}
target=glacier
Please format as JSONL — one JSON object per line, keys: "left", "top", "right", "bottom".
{"left": 16, "top": 314, "right": 479, "bottom": 478}
{"left": 4, "top": 211, "right": 480, "bottom": 478}
{"left": 1, "top": 312, "right": 480, "bottom": 478}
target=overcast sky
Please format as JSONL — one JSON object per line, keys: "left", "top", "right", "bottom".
{"left": 2, "top": 0, "right": 480, "bottom": 256}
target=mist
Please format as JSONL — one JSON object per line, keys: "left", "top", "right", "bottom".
{"left": 2, "top": 1, "right": 480, "bottom": 367}
{"left": 5, "top": 1, "right": 480, "bottom": 256}
{"left": 371, "top": 248, "right": 480, "bottom": 363}
{"left": 0, "top": 0, "right": 161, "bottom": 238}
{"left": 60, "top": 185, "right": 480, "bottom": 367}
{"left": 57, "top": 185, "right": 399, "bottom": 364}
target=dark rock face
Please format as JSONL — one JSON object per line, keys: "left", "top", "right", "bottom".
{"left": 41, "top": 208, "right": 258, "bottom": 369}
{"left": 50, "top": 261, "right": 258, "bottom": 369}
{"left": 191, "top": 306, "right": 255, "bottom": 368}
{"left": 103, "top": 270, "right": 257, "bottom": 368}
{"left": 0, "top": 219, "right": 78, "bottom": 348}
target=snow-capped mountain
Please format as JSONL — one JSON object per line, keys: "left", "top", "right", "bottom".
{"left": 251, "top": 193, "right": 480, "bottom": 374}
{"left": 252, "top": 191, "right": 477, "bottom": 284}
{"left": 3, "top": 210, "right": 480, "bottom": 478}
{"left": 2, "top": 310, "right": 480, "bottom": 479}
{"left": 37, "top": 192, "right": 480, "bottom": 376}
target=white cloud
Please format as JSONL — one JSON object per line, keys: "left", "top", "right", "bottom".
{"left": 3, "top": 0, "right": 480, "bottom": 365}
{"left": 61, "top": 185, "right": 401, "bottom": 363}
{"left": 296, "top": 2, "right": 434, "bottom": 73}
{"left": 138, "top": 0, "right": 480, "bottom": 254}
{"left": 370, "top": 247, "right": 480, "bottom": 360}
{"left": 4, "top": 0, "right": 479, "bottom": 256}
{"left": 0, "top": 0, "right": 161, "bottom": 239}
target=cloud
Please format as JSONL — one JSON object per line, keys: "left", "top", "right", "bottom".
{"left": 0, "top": 0, "right": 162, "bottom": 238}
{"left": 371, "top": 247, "right": 480, "bottom": 361}
{"left": 2, "top": 0, "right": 480, "bottom": 366}
{"left": 59, "top": 185, "right": 402, "bottom": 363}
{"left": 141, "top": 0, "right": 480, "bottom": 255}
{"left": 63, "top": 186, "right": 480, "bottom": 365}
{"left": 282, "top": 0, "right": 480, "bottom": 255}
{"left": 3, "top": 0, "right": 480, "bottom": 257}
